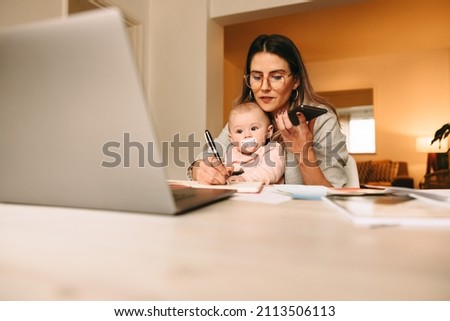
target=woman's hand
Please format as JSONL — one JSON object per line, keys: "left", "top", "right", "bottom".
{"left": 191, "top": 157, "right": 231, "bottom": 185}
{"left": 274, "top": 108, "right": 331, "bottom": 187}
{"left": 274, "top": 108, "right": 316, "bottom": 156}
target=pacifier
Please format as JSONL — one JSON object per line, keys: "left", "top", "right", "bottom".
{"left": 239, "top": 137, "right": 259, "bottom": 154}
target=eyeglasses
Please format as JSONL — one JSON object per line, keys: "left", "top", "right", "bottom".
{"left": 244, "top": 72, "right": 292, "bottom": 90}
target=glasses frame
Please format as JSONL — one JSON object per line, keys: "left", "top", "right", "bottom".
{"left": 244, "top": 72, "right": 293, "bottom": 90}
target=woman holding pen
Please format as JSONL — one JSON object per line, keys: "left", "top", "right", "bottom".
{"left": 190, "top": 34, "right": 348, "bottom": 187}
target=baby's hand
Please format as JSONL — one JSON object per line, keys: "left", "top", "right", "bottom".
{"left": 227, "top": 175, "right": 246, "bottom": 183}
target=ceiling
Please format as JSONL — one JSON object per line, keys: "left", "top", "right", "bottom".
{"left": 224, "top": 0, "right": 450, "bottom": 68}
{"left": 211, "top": 0, "right": 364, "bottom": 26}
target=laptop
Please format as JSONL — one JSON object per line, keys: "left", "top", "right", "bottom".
{"left": 0, "top": 8, "right": 234, "bottom": 214}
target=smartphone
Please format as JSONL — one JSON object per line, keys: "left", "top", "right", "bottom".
{"left": 288, "top": 104, "right": 327, "bottom": 125}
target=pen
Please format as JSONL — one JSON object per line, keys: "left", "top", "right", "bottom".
{"left": 204, "top": 129, "right": 222, "bottom": 163}
{"left": 204, "top": 129, "right": 231, "bottom": 185}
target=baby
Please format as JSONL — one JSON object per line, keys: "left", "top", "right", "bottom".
{"left": 225, "top": 102, "right": 285, "bottom": 184}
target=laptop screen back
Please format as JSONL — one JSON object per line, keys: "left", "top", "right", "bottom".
{"left": 0, "top": 9, "right": 180, "bottom": 213}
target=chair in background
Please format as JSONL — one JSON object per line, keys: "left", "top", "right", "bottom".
{"left": 356, "top": 160, "right": 414, "bottom": 188}
{"left": 416, "top": 135, "right": 449, "bottom": 188}
{"left": 420, "top": 169, "right": 450, "bottom": 189}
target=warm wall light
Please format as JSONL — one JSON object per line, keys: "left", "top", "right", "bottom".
{"left": 416, "top": 136, "right": 449, "bottom": 175}
{"left": 416, "top": 136, "right": 449, "bottom": 153}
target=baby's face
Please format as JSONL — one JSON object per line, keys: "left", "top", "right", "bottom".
{"left": 229, "top": 109, "right": 271, "bottom": 154}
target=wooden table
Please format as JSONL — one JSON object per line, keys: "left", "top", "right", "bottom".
{"left": 1, "top": 195, "right": 450, "bottom": 300}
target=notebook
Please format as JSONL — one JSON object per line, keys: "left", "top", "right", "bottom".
{"left": 0, "top": 8, "right": 234, "bottom": 214}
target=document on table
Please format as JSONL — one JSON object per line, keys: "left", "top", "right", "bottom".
{"left": 168, "top": 180, "right": 290, "bottom": 204}
{"left": 167, "top": 180, "right": 263, "bottom": 193}
{"left": 323, "top": 193, "right": 450, "bottom": 228}
{"left": 275, "top": 185, "right": 450, "bottom": 202}
{"left": 387, "top": 187, "right": 450, "bottom": 204}
{"left": 231, "top": 186, "right": 292, "bottom": 204}
{"left": 275, "top": 184, "right": 450, "bottom": 227}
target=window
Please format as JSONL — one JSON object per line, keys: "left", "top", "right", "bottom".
{"left": 337, "top": 106, "right": 375, "bottom": 153}
{"left": 319, "top": 89, "right": 375, "bottom": 154}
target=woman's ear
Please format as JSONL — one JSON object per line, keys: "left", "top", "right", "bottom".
{"left": 293, "top": 76, "right": 300, "bottom": 90}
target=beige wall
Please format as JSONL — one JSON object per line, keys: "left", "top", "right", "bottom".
{"left": 308, "top": 49, "right": 450, "bottom": 186}
{"left": 0, "top": 0, "right": 66, "bottom": 27}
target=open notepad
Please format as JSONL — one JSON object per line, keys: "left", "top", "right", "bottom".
{"left": 168, "top": 180, "right": 264, "bottom": 193}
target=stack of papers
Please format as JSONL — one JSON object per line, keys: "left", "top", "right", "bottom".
{"left": 275, "top": 185, "right": 450, "bottom": 202}
{"left": 323, "top": 193, "right": 450, "bottom": 228}
{"left": 273, "top": 185, "right": 387, "bottom": 199}
{"left": 275, "top": 185, "right": 450, "bottom": 228}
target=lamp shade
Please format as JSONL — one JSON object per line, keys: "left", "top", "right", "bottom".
{"left": 416, "top": 136, "right": 449, "bottom": 153}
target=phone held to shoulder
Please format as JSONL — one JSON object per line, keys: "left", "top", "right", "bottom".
{"left": 288, "top": 104, "right": 327, "bottom": 125}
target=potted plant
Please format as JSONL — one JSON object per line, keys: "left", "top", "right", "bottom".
{"left": 431, "top": 123, "right": 450, "bottom": 150}
{"left": 431, "top": 123, "right": 450, "bottom": 170}
{"left": 420, "top": 124, "right": 450, "bottom": 188}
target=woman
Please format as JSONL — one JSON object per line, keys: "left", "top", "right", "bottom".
{"left": 191, "top": 34, "right": 349, "bottom": 187}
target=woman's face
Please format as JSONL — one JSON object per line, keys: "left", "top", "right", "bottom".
{"left": 249, "top": 52, "right": 299, "bottom": 114}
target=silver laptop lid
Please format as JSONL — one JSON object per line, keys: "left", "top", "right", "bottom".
{"left": 0, "top": 8, "right": 179, "bottom": 214}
